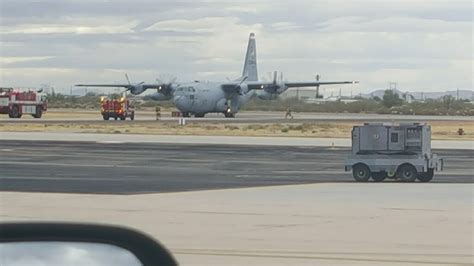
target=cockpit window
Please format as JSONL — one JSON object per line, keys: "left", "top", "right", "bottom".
{"left": 176, "top": 87, "right": 195, "bottom": 93}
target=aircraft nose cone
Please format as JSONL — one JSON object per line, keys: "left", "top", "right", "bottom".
{"left": 173, "top": 95, "right": 187, "bottom": 109}
{"left": 173, "top": 95, "right": 183, "bottom": 103}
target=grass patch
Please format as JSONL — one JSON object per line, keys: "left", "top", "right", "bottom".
{"left": 288, "top": 125, "right": 304, "bottom": 131}
{"left": 224, "top": 125, "right": 239, "bottom": 130}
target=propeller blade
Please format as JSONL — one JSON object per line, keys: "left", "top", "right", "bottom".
{"left": 125, "top": 74, "right": 131, "bottom": 86}
{"left": 273, "top": 71, "right": 277, "bottom": 85}
{"left": 170, "top": 76, "right": 178, "bottom": 84}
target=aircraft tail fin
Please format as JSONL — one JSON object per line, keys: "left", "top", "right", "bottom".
{"left": 242, "top": 33, "right": 258, "bottom": 81}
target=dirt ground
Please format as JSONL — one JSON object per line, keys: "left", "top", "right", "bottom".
{"left": 1, "top": 119, "right": 472, "bottom": 140}
{"left": 1, "top": 108, "right": 472, "bottom": 140}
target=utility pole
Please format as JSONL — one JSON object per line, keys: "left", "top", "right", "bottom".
{"left": 389, "top": 82, "right": 397, "bottom": 91}
{"left": 315, "top": 74, "right": 320, "bottom": 98}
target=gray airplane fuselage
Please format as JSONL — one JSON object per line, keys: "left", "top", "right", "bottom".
{"left": 150, "top": 81, "right": 255, "bottom": 115}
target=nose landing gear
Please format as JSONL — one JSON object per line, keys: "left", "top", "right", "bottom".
{"left": 224, "top": 108, "right": 235, "bottom": 118}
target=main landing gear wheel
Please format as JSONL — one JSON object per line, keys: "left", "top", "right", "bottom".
{"left": 32, "top": 107, "right": 42, "bottom": 118}
{"left": 194, "top": 113, "right": 205, "bottom": 118}
{"left": 397, "top": 164, "right": 417, "bottom": 182}
{"left": 352, "top": 164, "right": 371, "bottom": 182}
{"left": 9, "top": 105, "right": 21, "bottom": 118}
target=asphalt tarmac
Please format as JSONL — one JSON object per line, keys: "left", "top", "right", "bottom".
{"left": 1, "top": 141, "right": 472, "bottom": 194}
{"left": 1, "top": 110, "right": 472, "bottom": 124}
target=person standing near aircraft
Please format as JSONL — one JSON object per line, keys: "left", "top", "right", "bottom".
{"left": 285, "top": 106, "right": 294, "bottom": 119}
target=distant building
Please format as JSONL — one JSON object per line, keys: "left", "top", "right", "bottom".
{"left": 280, "top": 87, "right": 473, "bottom": 103}
{"left": 361, "top": 89, "right": 473, "bottom": 102}
{"left": 280, "top": 88, "right": 321, "bottom": 100}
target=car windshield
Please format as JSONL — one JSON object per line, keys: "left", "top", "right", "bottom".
{"left": 1, "top": 1, "right": 473, "bottom": 265}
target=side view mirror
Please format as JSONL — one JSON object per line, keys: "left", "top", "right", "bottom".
{"left": 0, "top": 222, "right": 177, "bottom": 266}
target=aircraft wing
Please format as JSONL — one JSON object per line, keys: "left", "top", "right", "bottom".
{"left": 284, "top": 81, "right": 358, "bottom": 88}
{"left": 242, "top": 80, "right": 358, "bottom": 90}
{"left": 75, "top": 84, "right": 162, "bottom": 89}
{"left": 221, "top": 80, "right": 358, "bottom": 94}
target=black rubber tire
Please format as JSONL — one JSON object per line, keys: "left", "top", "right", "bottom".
{"left": 103, "top": 115, "right": 109, "bottom": 120}
{"left": 9, "top": 105, "right": 21, "bottom": 118}
{"left": 417, "top": 168, "right": 434, "bottom": 182}
{"left": 182, "top": 112, "right": 190, "bottom": 117}
{"left": 371, "top": 172, "right": 387, "bottom": 182}
{"left": 352, "top": 164, "right": 371, "bottom": 182}
{"left": 130, "top": 112, "right": 135, "bottom": 121}
{"left": 397, "top": 164, "right": 417, "bottom": 182}
{"left": 194, "top": 113, "right": 205, "bottom": 118}
{"left": 224, "top": 112, "right": 235, "bottom": 118}
{"left": 120, "top": 116, "right": 125, "bottom": 120}
{"left": 32, "top": 107, "right": 42, "bottom": 118}
{"left": 114, "top": 117, "right": 118, "bottom": 120}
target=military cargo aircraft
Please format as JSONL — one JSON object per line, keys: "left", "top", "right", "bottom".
{"left": 76, "top": 33, "right": 357, "bottom": 117}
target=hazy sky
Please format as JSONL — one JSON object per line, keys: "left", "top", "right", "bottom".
{"left": 0, "top": 0, "right": 471, "bottom": 94}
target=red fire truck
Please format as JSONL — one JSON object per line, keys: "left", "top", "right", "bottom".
{"left": 0, "top": 88, "right": 47, "bottom": 118}
{"left": 100, "top": 96, "right": 135, "bottom": 120}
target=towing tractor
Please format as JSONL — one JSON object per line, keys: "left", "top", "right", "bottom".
{"left": 100, "top": 96, "right": 135, "bottom": 120}
{"left": 345, "top": 123, "right": 443, "bottom": 182}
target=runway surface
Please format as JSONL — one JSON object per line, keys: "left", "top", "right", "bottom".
{"left": 1, "top": 110, "right": 472, "bottom": 124}
{"left": 2, "top": 132, "right": 472, "bottom": 150}
{"left": 1, "top": 141, "right": 472, "bottom": 194}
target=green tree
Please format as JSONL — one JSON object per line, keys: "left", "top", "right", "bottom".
{"left": 382, "top": 90, "right": 404, "bottom": 108}
{"left": 442, "top": 95, "right": 455, "bottom": 111}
